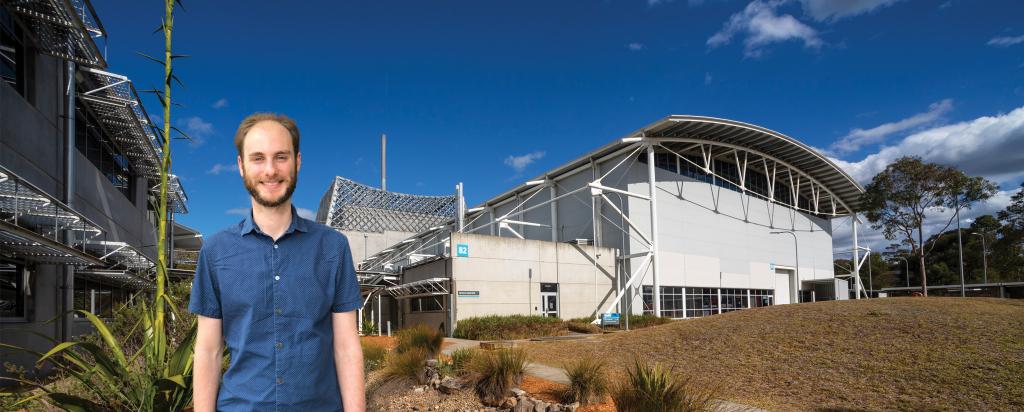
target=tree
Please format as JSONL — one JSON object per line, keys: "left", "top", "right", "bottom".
{"left": 995, "top": 183, "right": 1024, "bottom": 280}
{"left": 861, "top": 157, "right": 997, "bottom": 296}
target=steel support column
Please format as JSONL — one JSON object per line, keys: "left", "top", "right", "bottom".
{"left": 647, "top": 144, "right": 661, "bottom": 317}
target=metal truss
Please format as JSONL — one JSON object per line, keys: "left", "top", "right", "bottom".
{"left": 75, "top": 268, "right": 153, "bottom": 291}
{"left": 153, "top": 174, "right": 188, "bottom": 214}
{"left": 2, "top": 0, "right": 106, "bottom": 67}
{"left": 384, "top": 277, "right": 450, "bottom": 299}
{"left": 0, "top": 164, "right": 104, "bottom": 265}
{"left": 78, "top": 240, "right": 155, "bottom": 271}
{"left": 318, "top": 177, "right": 456, "bottom": 233}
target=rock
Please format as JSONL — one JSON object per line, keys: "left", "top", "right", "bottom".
{"left": 431, "top": 377, "right": 441, "bottom": 387}
{"left": 513, "top": 398, "right": 534, "bottom": 412}
{"left": 547, "top": 404, "right": 562, "bottom": 412}
{"left": 511, "top": 388, "right": 526, "bottom": 397}
{"left": 413, "top": 386, "right": 425, "bottom": 394}
{"left": 500, "top": 397, "right": 518, "bottom": 409}
{"left": 439, "top": 377, "right": 463, "bottom": 394}
{"left": 426, "top": 359, "right": 438, "bottom": 367}
{"left": 533, "top": 401, "right": 548, "bottom": 412}
{"left": 565, "top": 402, "right": 580, "bottom": 412}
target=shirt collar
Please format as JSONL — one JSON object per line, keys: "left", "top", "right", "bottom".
{"left": 239, "top": 205, "right": 309, "bottom": 237}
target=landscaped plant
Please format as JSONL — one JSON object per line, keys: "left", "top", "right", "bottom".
{"left": 383, "top": 348, "right": 428, "bottom": 383}
{"left": 362, "top": 340, "right": 388, "bottom": 372}
{"left": 566, "top": 318, "right": 603, "bottom": 334}
{"left": 360, "top": 317, "right": 378, "bottom": 335}
{"left": 454, "top": 315, "right": 566, "bottom": 340}
{"left": 612, "top": 358, "right": 716, "bottom": 412}
{"left": 469, "top": 348, "right": 529, "bottom": 406}
{"left": 562, "top": 356, "right": 609, "bottom": 405}
{"left": 449, "top": 347, "right": 476, "bottom": 374}
{"left": 0, "top": 1, "right": 196, "bottom": 410}
{"left": 395, "top": 324, "right": 445, "bottom": 356}
{"left": 626, "top": 314, "right": 673, "bottom": 329}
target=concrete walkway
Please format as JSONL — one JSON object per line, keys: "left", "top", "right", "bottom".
{"left": 441, "top": 337, "right": 767, "bottom": 412}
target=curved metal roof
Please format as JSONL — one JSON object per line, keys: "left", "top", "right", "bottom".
{"left": 478, "top": 115, "right": 864, "bottom": 215}
{"left": 644, "top": 115, "right": 864, "bottom": 212}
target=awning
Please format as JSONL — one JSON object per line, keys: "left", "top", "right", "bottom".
{"left": 0, "top": 165, "right": 104, "bottom": 265}
{"left": 3, "top": 0, "right": 106, "bottom": 67}
{"left": 77, "top": 67, "right": 163, "bottom": 179}
{"left": 158, "top": 174, "right": 188, "bottom": 214}
{"left": 75, "top": 269, "right": 153, "bottom": 291}
{"left": 384, "top": 277, "right": 449, "bottom": 299}
{"left": 78, "top": 240, "right": 155, "bottom": 271}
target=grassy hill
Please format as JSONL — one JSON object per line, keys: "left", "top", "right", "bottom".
{"left": 520, "top": 298, "right": 1024, "bottom": 411}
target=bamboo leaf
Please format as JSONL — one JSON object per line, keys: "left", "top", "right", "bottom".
{"left": 136, "top": 51, "right": 166, "bottom": 66}
{"left": 170, "top": 53, "right": 191, "bottom": 59}
{"left": 74, "top": 310, "right": 129, "bottom": 369}
{"left": 35, "top": 341, "right": 80, "bottom": 365}
{"left": 166, "top": 320, "right": 197, "bottom": 376}
{"left": 48, "top": 393, "right": 104, "bottom": 412}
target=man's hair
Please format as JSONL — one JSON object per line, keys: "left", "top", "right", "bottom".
{"left": 234, "top": 113, "right": 300, "bottom": 157}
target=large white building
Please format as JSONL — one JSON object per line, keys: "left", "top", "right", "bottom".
{"left": 349, "top": 116, "right": 866, "bottom": 335}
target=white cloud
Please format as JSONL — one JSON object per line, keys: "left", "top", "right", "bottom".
{"left": 211, "top": 98, "right": 228, "bottom": 109}
{"left": 296, "top": 207, "right": 316, "bottom": 220}
{"left": 707, "top": 0, "right": 822, "bottom": 58}
{"left": 704, "top": 72, "right": 713, "bottom": 85}
{"left": 179, "top": 116, "right": 214, "bottom": 147}
{"left": 987, "top": 35, "right": 1024, "bottom": 47}
{"left": 831, "top": 105, "right": 1024, "bottom": 185}
{"left": 504, "top": 151, "right": 546, "bottom": 174}
{"left": 206, "top": 162, "right": 239, "bottom": 175}
{"left": 225, "top": 208, "right": 249, "bottom": 216}
{"left": 829, "top": 99, "right": 953, "bottom": 154}
{"left": 627, "top": 42, "right": 645, "bottom": 51}
{"left": 798, "top": 0, "right": 904, "bottom": 22}
{"left": 829, "top": 105, "right": 1024, "bottom": 257}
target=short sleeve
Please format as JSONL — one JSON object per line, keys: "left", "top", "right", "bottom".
{"left": 331, "top": 236, "right": 362, "bottom": 313}
{"left": 188, "top": 247, "right": 222, "bottom": 318}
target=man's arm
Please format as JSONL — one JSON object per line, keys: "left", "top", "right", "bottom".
{"left": 193, "top": 315, "right": 224, "bottom": 412}
{"left": 333, "top": 310, "right": 365, "bottom": 411}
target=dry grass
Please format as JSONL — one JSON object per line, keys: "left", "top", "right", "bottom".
{"left": 521, "top": 298, "right": 1024, "bottom": 411}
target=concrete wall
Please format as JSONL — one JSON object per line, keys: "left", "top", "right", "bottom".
{"left": 449, "top": 232, "right": 617, "bottom": 323}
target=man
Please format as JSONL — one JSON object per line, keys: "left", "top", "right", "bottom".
{"left": 190, "top": 113, "right": 365, "bottom": 411}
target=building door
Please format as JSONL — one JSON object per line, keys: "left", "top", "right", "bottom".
{"left": 774, "top": 269, "right": 793, "bottom": 305}
{"left": 540, "top": 283, "right": 558, "bottom": 318}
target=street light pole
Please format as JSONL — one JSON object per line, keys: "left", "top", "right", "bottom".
{"left": 897, "top": 256, "right": 909, "bottom": 288}
{"left": 956, "top": 202, "right": 965, "bottom": 297}
{"left": 771, "top": 230, "right": 799, "bottom": 303}
{"left": 972, "top": 232, "right": 988, "bottom": 284}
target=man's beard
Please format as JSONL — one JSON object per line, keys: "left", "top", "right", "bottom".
{"left": 242, "top": 166, "right": 298, "bottom": 208}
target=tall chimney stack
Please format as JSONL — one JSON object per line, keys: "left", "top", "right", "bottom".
{"left": 381, "top": 133, "right": 387, "bottom": 191}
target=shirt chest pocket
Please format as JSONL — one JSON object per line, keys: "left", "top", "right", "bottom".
{"left": 281, "top": 257, "right": 335, "bottom": 319}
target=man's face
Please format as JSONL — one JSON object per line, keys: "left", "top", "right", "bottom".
{"left": 237, "top": 121, "right": 301, "bottom": 208}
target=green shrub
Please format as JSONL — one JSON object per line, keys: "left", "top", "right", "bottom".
{"left": 627, "top": 314, "right": 673, "bottom": 329}
{"left": 450, "top": 347, "right": 476, "bottom": 374}
{"left": 562, "top": 356, "right": 609, "bottom": 404}
{"left": 612, "top": 359, "right": 716, "bottom": 412}
{"left": 470, "top": 348, "right": 529, "bottom": 405}
{"left": 454, "top": 315, "right": 566, "bottom": 340}
{"left": 362, "top": 340, "right": 388, "bottom": 372}
{"left": 395, "top": 324, "right": 445, "bottom": 356}
{"left": 383, "top": 348, "right": 428, "bottom": 383}
{"left": 360, "top": 318, "right": 378, "bottom": 335}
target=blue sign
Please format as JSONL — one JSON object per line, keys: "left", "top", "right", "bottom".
{"left": 456, "top": 243, "right": 469, "bottom": 257}
{"left": 601, "top": 313, "right": 620, "bottom": 326}
{"left": 457, "top": 290, "right": 480, "bottom": 298}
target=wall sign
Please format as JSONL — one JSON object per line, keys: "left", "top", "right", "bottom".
{"left": 457, "top": 290, "right": 480, "bottom": 298}
{"left": 601, "top": 313, "right": 621, "bottom": 326}
{"left": 456, "top": 243, "right": 469, "bottom": 257}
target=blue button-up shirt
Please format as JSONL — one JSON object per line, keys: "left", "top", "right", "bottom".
{"left": 188, "top": 206, "right": 362, "bottom": 411}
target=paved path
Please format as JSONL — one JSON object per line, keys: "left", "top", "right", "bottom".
{"left": 442, "top": 338, "right": 767, "bottom": 412}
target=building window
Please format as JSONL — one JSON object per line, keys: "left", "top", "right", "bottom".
{"left": 75, "top": 105, "right": 136, "bottom": 204}
{"left": 0, "top": 8, "right": 27, "bottom": 97}
{"left": 750, "top": 289, "right": 774, "bottom": 308}
{"left": 720, "top": 288, "right": 748, "bottom": 313}
{"left": 685, "top": 287, "right": 719, "bottom": 318}
{"left": 0, "top": 263, "right": 25, "bottom": 318}
{"left": 654, "top": 153, "right": 678, "bottom": 173}
{"left": 640, "top": 285, "right": 685, "bottom": 317}
{"left": 74, "top": 278, "right": 127, "bottom": 319}
{"left": 410, "top": 296, "right": 444, "bottom": 313}
{"left": 660, "top": 286, "right": 685, "bottom": 318}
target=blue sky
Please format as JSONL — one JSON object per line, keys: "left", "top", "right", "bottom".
{"left": 89, "top": 0, "right": 1024, "bottom": 245}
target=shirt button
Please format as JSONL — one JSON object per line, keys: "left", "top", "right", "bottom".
{"left": 276, "top": 377, "right": 284, "bottom": 385}
{"left": 274, "top": 244, "right": 279, "bottom": 249}
{"left": 275, "top": 342, "right": 283, "bottom": 349}
{"left": 275, "top": 275, "right": 280, "bottom": 281}
{"left": 275, "top": 308, "right": 282, "bottom": 315}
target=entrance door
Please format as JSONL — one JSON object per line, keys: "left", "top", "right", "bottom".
{"left": 775, "top": 269, "right": 793, "bottom": 305}
{"left": 540, "top": 283, "right": 558, "bottom": 318}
